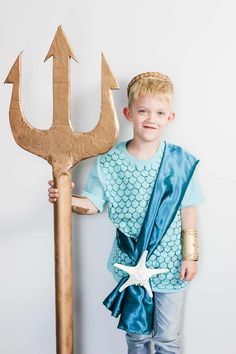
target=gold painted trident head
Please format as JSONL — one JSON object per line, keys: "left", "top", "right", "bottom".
{"left": 5, "top": 25, "right": 119, "bottom": 177}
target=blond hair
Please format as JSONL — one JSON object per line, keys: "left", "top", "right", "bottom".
{"left": 127, "top": 72, "right": 174, "bottom": 107}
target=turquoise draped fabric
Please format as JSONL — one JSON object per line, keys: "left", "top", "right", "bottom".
{"left": 103, "top": 142, "right": 199, "bottom": 334}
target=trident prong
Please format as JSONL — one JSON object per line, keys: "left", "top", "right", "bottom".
{"left": 4, "top": 53, "right": 50, "bottom": 161}
{"left": 5, "top": 25, "right": 119, "bottom": 176}
{"left": 5, "top": 26, "right": 119, "bottom": 354}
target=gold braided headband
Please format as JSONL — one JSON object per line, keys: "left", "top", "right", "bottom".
{"left": 127, "top": 71, "right": 171, "bottom": 97}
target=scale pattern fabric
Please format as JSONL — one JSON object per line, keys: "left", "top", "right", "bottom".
{"left": 81, "top": 139, "right": 201, "bottom": 292}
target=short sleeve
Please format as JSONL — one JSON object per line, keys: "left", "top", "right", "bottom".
{"left": 80, "top": 157, "right": 107, "bottom": 212}
{"left": 180, "top": 173, "right": 202, "bottom": 208}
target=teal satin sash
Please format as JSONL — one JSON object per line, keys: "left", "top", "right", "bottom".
{"left": 103, "top": 142, "right": 199, "bottom": 334}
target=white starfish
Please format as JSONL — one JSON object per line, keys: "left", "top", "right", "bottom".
{"left": 114, "top": 250, "right": 169, "bottom": 298}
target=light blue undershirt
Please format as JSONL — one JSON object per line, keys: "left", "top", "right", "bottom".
{"left": 81, "top": 141, "right": 201, "bottom": 213}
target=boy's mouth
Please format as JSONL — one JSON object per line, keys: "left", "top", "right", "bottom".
{"left": 143, "top": 125, "right": 157, "bottom": 129}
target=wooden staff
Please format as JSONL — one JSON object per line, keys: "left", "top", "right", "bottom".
{"left": 5, "top": 26, "right": 119, "bottom": 354}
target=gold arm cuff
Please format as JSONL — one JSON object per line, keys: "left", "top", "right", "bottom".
{"left": 181, "top": 229, "right": 199, "bottom": 261}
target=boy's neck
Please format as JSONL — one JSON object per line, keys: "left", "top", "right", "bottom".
{"left": 126, "top": 138, "right": 161, "bottom": 160}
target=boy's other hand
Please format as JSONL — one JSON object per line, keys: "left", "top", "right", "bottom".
{"left": 48, "top": 180, "right": 74, "bottom": 203}
{"left": 180, "top": 260, "right": 198, "bottom": 281}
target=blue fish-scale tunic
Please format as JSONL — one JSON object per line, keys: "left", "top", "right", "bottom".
{"left": 81, "top": 139, "right": 201, "bottom": 293}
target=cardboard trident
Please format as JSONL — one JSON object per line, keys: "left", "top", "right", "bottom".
{"left": 5, "top": 26, "right": 119, "bottom": 354}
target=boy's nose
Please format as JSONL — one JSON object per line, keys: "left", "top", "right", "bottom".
{"left": 146, "top": 116, "right": 156, "bottom": 124}
{"left": 147, "top": 112, "right": 157, "bottom": 121}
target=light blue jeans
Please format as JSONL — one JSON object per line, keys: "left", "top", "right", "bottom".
{"left": 125, "top": 290, "right": 187, "bottom": 354}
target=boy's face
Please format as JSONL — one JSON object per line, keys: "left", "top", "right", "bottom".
{"left": 123, "top": 94, "right": 175, "bottom": 143}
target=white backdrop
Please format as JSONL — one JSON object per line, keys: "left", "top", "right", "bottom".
{"left": 0, "top": 0, "right": 236, "bottom": 353}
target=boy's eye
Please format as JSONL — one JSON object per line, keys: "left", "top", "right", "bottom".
{"left": 158, "top": 111, "right": 165, "bottom": 116}
{"left": 139, "top": 109, "right": 147, "bottom": 113}
{"left": 138, "top": 110, "right": 149, "bottom": 115}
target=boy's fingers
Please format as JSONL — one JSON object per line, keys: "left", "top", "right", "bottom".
{"left": 184, "top": 270, "right": 196, "bottom": 281}
{"left": 186, "top": 273, "right": 193, "bottom": 281}
{"left": 48, "top": 187, "right": 58, "bottom": 193}
{"left": 49, "top": 194, "right": 58, "bottom": 198}
{"left": 180, "top": 266, "right": 186, "bottom": 280}
{"left": 48, "top": 180, "right": 58, "bottom": 203}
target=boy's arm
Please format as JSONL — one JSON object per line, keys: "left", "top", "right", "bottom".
{"left": 72, "top": 194, "right": 98, "bottom": 215}
{"left": 179, "top": 171, "right": 201, "bottom": 280}
{"left": 48, "top": 181, "right": 99, "bottom": 215}
{"left": 49, "top": 157, "right": 106, "bottom": 215}
{"left": 181, "top": 206, "right": 197, "bottom": 229}
{"left": 72, "top": 156, "right": 107, "bottom": 215}
{"left": 77, "top": 156, "right": 107, "bottom": 214}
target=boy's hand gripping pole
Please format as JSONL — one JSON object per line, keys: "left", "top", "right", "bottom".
{"left": 5, "top": 26, "right": 119, "bottom": 354}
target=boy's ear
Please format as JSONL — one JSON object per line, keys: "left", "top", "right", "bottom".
{"left": 167, "top": 112, "right": 175, "bottom": 124}
{"left": 123, "top": 107, "right": 132, "bottom": 121}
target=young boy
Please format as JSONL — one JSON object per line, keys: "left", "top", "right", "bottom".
{"left": 48, "top": 71, "right": 201, "bottom": 354}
